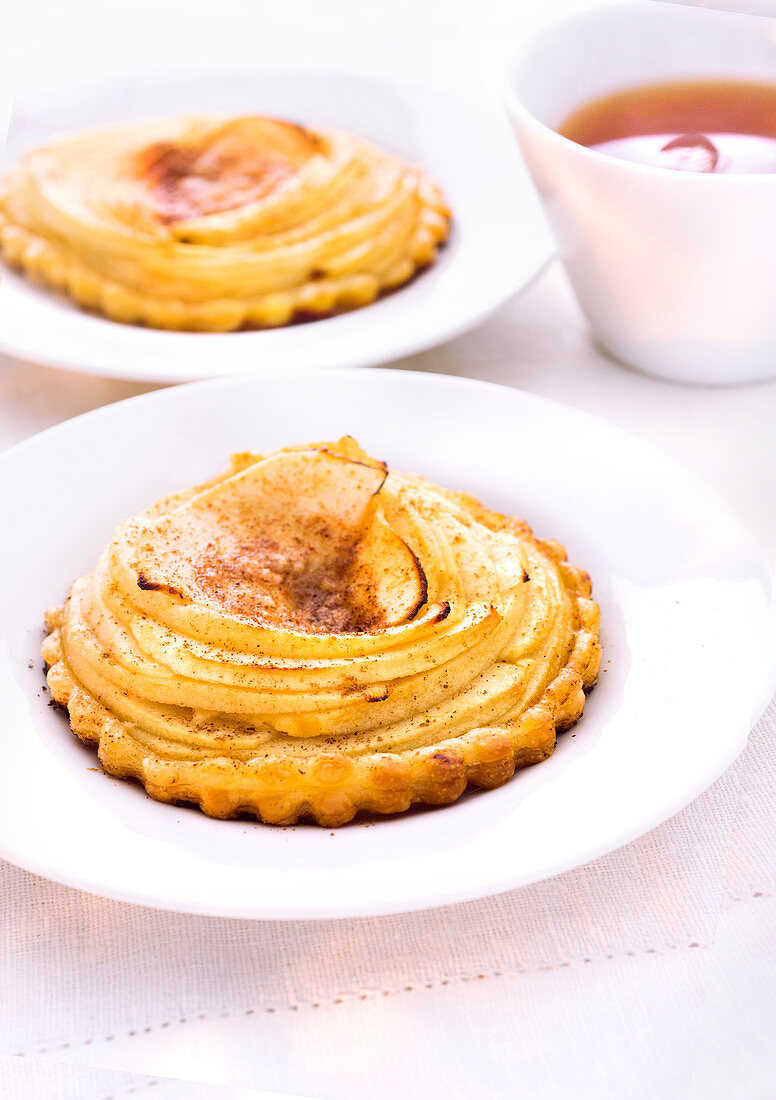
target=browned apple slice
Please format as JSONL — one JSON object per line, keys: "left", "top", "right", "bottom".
{"left": 130, "top": 445, "right": 393, "bottom": 631}
{"left": 187, "top": 445, "right": 387, "bottom": 530}
{"left": 326, "top": 435, "right": 387, "bottom": 473}
{"left": 346, "top": 511, "right": 427, "bottom": 628}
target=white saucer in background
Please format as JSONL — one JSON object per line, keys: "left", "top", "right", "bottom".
{"left": 0, "top": 70, "right": 551, "bottom": 382}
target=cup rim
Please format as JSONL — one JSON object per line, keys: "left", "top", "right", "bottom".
{"left": 501, "top": 0, "right": 776, "bottom": 185}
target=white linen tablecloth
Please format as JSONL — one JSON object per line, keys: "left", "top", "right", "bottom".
{"left": 1, "top": 0, "right": 776, "bottom": 1095}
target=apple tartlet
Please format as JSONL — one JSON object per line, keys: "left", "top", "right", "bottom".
{"left": 42, "top": 439, "right": 601, "bottom": 826}
{"left": 0, "top": 116, "right": 451, "bottom": 331}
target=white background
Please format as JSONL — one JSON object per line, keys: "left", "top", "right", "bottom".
{"left": 1, "top": 1, "right": 775, "bottom": 1098}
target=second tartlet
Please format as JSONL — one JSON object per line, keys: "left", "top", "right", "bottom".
{"left": 0, "top": 115, "right": 451, "bottom": 331}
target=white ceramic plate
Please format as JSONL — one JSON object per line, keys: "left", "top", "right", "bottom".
{"left": 0, "top": 70, "right": 551, "bottom": 382}
{"left": 0, "top": 368, "right": 773, "bottom": 919}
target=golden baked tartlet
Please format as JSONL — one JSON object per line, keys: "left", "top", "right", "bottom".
{"left": 43, "top": 439, "right": 601, "bottom": 826}
{"left": 0, "top": 116, "right": 451, "bottom": 331}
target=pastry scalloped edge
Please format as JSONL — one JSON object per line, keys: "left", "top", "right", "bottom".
{"left": 41, "top": 539, "right": 601, "bottom": 827}
{"left": 0, "top": 196, "right": 450, "bottom": 332}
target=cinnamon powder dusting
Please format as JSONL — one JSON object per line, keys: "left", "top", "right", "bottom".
{"left": 192, "top": 524, "right": 385, "bottom": 634}
{"left": 137, "top": 139, "right": 297, "bottom": 223}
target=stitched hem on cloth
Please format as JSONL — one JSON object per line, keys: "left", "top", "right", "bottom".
{"left": 14, "top": 939, "right": 712, "bottom": 1057}
{"left": 13, "top": 890, "right": 770, "bottom": 1057}
{"left": 725, "top": 889, "right": 773, "bottom": 903}
{"left": 98, "top": 1081, "right": 159, "bottom": 1100}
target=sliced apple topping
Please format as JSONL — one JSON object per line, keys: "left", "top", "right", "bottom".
{"left": 346, "top": 511, "right": 427, "bottom": 628}
{"left": 130, "top": 442, "right": 425, "bottom": 634}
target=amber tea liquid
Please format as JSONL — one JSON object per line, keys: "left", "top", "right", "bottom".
{"left": 559, "top": 79, "right": 776, "bottom": 173}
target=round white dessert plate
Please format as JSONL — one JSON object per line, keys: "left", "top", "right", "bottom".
{"left": 0, "top": 69, "right": 551, "bottom": 382}
{"left": 0, "top": 368, "right": 773, "bottom": 919}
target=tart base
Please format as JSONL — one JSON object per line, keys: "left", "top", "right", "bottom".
{"left": 42, "top": 538, "right": 601, "bottom": 828}
{"left": 0, "top": 201, "right": 450, "bottom": 333}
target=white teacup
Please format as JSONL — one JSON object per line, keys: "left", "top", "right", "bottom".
{"left": 504, "top": 1, "right": 776, "bottom": 385}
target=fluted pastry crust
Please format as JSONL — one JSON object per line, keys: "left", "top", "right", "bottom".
{"left": 0, "top": 117, "right": 451, "bottom": 331}
{"left": 42, "top": 439, "right": 601, "bottom": 826}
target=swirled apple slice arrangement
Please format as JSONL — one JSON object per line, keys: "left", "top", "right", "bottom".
{"left": 43, "top": 438, "right": 601, "bottom": 826}
{"left": 0, "top": 115, "right": 451, "bottom": 332}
